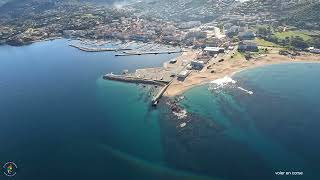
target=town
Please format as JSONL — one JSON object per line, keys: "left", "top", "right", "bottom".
{"left": 1, "top": 0, "right": 320, "bottom": 106}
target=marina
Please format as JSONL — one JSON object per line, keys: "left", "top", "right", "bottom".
{"left": 115, "top": 50, "right": 186, "bottom": 56}
{"left": 69, "top": 44, "right": 132, "bottom": 52}
{"left": 68, "top": 40, "right": 183, "bottom": 56}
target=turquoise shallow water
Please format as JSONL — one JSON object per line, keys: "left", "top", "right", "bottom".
{"left": 180, "top": 63, "right": 320, "bottom": 180}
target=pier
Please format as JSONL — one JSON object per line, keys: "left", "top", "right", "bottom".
{"left": 69, "top": 44, "right": 132, "bottom": 52}
{"left": 103, "top": 73, "right": 173, "bottom": 106}
{"left": 151, "top": 81, "right": 172, "bottom": 106}
{"left": 115, "top": 50, "right": 186, "bottom": 56}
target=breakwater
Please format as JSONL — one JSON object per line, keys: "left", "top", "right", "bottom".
{"left": 103, "top": 73, "right": 173, "bottom": 106}
{"left": 103, "top": 74, "right": 169, "bottom": 86}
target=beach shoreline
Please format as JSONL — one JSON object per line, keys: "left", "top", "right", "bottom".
{"left": 164, "top": 50, "right": 320, "bottom": 97}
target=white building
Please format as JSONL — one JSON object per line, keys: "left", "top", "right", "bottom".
{"left": 177, "top": 70, "right": 189, "bottom": 79}
{"left": 204, "top": 47, "right": 225, "bottom": 55}
{"left": 191, "top": 60, "right": 204, "bottom": 70}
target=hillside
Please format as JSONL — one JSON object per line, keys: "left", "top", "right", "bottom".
{"left": 284, "top": 2, "right": 320, "bottom": 29}
{"left": 131, "top": 0, "right": 237, "bottom": 22}
{"left": 232, "top": 0, "right": 320, "bottom": 29}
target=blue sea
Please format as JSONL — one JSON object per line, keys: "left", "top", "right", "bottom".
{"left": 0, "top": 39, "right": 192, "bottom": 180}
{"left": 0, "top": 39, "right": 319, "bottom": 180}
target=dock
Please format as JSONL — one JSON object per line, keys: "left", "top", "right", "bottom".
{"left": 115, "top": 50, "right": 186, "bottom": 56}
{"left": 69, "top": 44, "right": 132, "bottom": 52}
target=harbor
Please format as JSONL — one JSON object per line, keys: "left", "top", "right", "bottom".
{"left": 69, "top": 40, "right": 182, "bottom": 57}
{"left": 69, "top": 44, "right": 132, "bottom": 52}
{"left": 102, "top": 50, "right": 199, "bottom": 106}
{"left": 115, "top": 50, "right": 186, "bottom": 56}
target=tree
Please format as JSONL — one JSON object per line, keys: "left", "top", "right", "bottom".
{"left": 284, "top": 36, "right": 290, "bottom": 45}
{"left": 257, "top": 26, "right": 271, "bottom": 36}
{"left": 290, "top": 36, "right": 308, "bottom": 49}
{"left": 312, "top": 38, "right": 320, "bottom": 48}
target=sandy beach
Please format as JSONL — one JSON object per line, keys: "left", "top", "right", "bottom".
{"left": 164, "top": 48, "right": 320, "bottom": 97}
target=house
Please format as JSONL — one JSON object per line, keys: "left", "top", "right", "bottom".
{"left": 238, "top": 41, "right": 258, "bottom": 52}
{"left": 238, "top": 31, "right": 255, "bottom": 40}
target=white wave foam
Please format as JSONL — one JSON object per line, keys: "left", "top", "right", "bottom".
{"left": 209, "top": 76, "right": 237, "bottom": 90}
{"left": 237, "top": 87, "right": 254, "bottom": 95}
{"left": 173, "top": 109, "right": 187, "bottom": 119}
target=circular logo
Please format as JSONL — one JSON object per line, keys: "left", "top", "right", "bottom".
{"left": 3, "top": 162, "right": 17, "bottom": 177}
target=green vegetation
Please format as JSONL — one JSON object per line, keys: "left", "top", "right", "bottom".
{"left": 253, "top": 25, "right": 319, "bottom": 49}
{"left": 285, "top": 2, "right": 320, "bottom": 29}
{"left": 255, "top": 38, "right": 280, "bottom": 47}
{"left": 232, "top": 51, "right": 245, "bottom": 60}
{"left": 274, "top": 31, "right": 312, "bottom": 41}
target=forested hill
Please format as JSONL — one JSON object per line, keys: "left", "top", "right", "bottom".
{"left": 0, "top": 0, "right": 133, "bottom": 16}
{"left": 0, "top": 0, "right": 127, "bottom": 9}
{"left": 233, "top": 0, "right": 320, "bottom": 29}
{"left": 284, "top": 1, "right": 320, "bottom": 28}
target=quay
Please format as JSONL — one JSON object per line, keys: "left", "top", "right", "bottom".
{"left": 69, "top": 44, "right": 132, "bottom": 52}
{"left": 115, "top": 50, "right": 186, "bottom": 56}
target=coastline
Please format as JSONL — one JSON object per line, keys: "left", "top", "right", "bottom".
{"left": 164, "top": 50, "right": 320, "bottom": 97}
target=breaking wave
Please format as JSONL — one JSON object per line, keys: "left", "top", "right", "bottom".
{"left": 208, "top": 76, "right": 254, "bottom": 95}
{"left": 173, "top": 109, "right": 188, "bottom": 119}
{"left": 209, "top": 76, "right": 237, "bottom": 90}
{"left": 237, "top": 87, "right": 254, "bottom": 95}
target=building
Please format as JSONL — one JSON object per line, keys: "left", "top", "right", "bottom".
{"left": 204, "top": 47, "right": 225, "bottom": 55}
{"left": 177, "top": 70, "right": 189, "bottom": 80}
{"left": 179, "top": 21, "right": 201, "bottom": 29}
{"left": 228, "top": 46, "right": 234, "bottom": 50}
{"left": 238, "top": 41, "right": 258, "bottom": 52}
{"left": 308, "top": 47, "right": 320, "bottom": 54}
{"left": 311, "top": 49, "right": 320, "bottom": 54}
{"left": 238, "top": 31, "right": 255, "bottom": 40}
{"left": 191, "top": 60, "right": 204, "bottom": 70}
